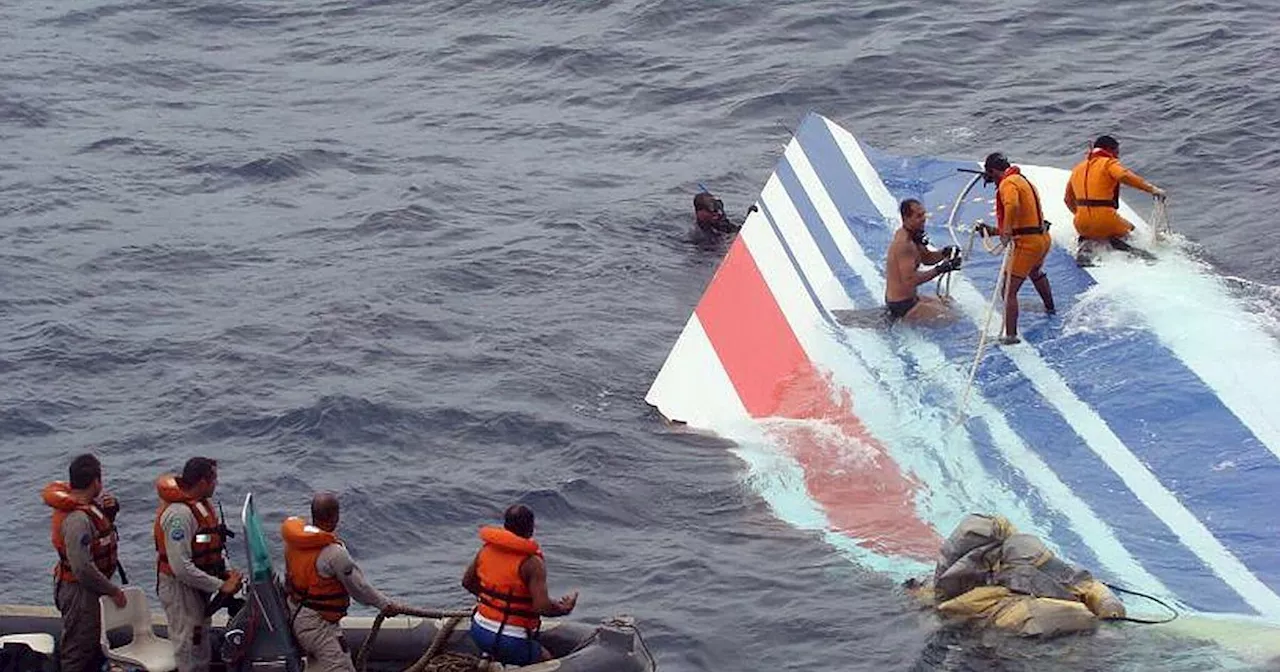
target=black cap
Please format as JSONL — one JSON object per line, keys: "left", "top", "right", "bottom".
{"left": 1093, "top": 135, "right": 1119, "bottom": 152}
{"left": 983, "top": 152, "right": 1010, "bottom": 175}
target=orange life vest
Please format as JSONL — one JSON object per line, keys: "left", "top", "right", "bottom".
{"left": 1068, "top": 148, "right": 1125, "bottom": 210}
{"left": 152, "top": 474, "right": 226, "bottom": 578}
{"left": 44, "top": 481, "right": 118, "bottom": 583}
{"left": 473, "top": 526, "right": 543, "bottom": 632}
{"left": 281, "top": 516, "right": 350, "bottom": 622}
{"left": 995, "top": 166, "right": 1046, "bottom": 236}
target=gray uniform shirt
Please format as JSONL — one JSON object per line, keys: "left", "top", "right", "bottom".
{"left": 61, "top": 510, "right": 118, "bottom": 596}
{"left": 316, "top": 544, "right": 390, "bottom": 611}
{"left": 160, "top": 502, "right": 225, "bottom": 595}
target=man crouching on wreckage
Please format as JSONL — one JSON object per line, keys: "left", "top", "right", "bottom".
{"left": 903, "top": 514, "right": 1133, "bottom": 637}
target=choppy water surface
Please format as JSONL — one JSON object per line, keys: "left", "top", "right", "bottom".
{"left": 3, "top": 1, "right": 1278, "bottom": 669}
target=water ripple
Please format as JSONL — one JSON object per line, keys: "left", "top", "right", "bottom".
{"left": 2, "top": 0, "right": 1278, "bottom": 669}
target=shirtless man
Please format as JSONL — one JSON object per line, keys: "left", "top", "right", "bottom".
{"left": 885, "top": 199, "right": 961, "bottom": 323}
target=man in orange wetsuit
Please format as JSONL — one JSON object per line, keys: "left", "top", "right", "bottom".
{"left": 978, "top": 153, "right": 1056, "bottom": 345}
{"left": 461, "top": 505, "right": 577, "bottom": 666}
{"left": 1064, "top": 135, "right": 1166, "bottom": 263}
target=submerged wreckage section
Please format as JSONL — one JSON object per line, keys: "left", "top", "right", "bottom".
{"left": 648, "top": 112, "right": 1280, "bottom": 622}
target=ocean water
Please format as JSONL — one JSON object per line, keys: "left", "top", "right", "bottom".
{"left": 3, "top": 0, "right": 1278, "bottom": 670}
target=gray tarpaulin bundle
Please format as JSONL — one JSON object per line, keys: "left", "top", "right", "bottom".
{"left": 927, "top": 514, "right": 1125, "bottom": 637}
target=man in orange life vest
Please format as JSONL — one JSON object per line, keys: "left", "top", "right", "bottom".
{"left": 44, "top": 454, "right": 127, "bottom": 672}
{"left": 1065, "top": 135, "right": 1166, "bottom": 262}
{"left": 978, "top": 153, "right": 1056, "bottom": 345}
{"left": 155, "top": 457, "right": 243, "bottom": 672}
{"left": 282, "top": 492, "right": 408, "bottom": 672}
{"left": 462, "top": 505, "right": 577, "bottom": 666}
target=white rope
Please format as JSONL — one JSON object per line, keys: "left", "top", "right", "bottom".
{"left": 976, "top": 225, "right": 1007, "bottom": 255}
{"left": 937, "top": 222, "right": 1000, "bottom": 300}
{"left": 1151, "top": 197, "right": 1172, "bottom": 241}
{"left": 938, "top": 170, "right": 1021, "bottom": 422}
{"left": 956, "top": 244, "right": 1012, "bottom": 422}
{"left": 938, "top": 172, "right": 986, "bottom": 301}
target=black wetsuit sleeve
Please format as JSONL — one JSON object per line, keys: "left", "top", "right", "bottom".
{"left": 713, "top": 216, "right": 740, "bottom": 234}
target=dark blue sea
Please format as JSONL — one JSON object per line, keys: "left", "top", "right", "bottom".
{"left": 3, "top": 1, "right": 1278, "bottom": 670}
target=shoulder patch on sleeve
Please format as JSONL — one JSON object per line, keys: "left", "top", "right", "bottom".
{"left": 170, "top": 527, "right": 186, "bottom": 541}
{"left": 79, "top": 533, "right": 92, "bottom": 547}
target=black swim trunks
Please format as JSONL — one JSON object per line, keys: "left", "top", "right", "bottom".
{"left": 885, "top": 296, "right": 919, "bottom": 321}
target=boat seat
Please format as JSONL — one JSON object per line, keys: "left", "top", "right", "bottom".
{"left": 0, "top": 633, "right": 55, "bottom": 655}
{"left": 99, "top": 586, "right": 177, "bottom": 672}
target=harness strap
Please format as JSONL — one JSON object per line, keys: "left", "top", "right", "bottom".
{"left": 295, "top": 589, "right": 348, "bottom": 600}
{"left": 286, "top": 578, "right": 349, "bottom": 616}
{"left": 478, "top": 594, "right": 540, "bottom": 619}
{"left": 1001, "top": 173, "right": 1047, "bottom": 237}
{"left": 298, "top": 602, "right": 347, "bottom": 614}
{"left": 1078, "top": 156, "right": 1122, "bottom": 210}
{"left": 476, "top": 588, "right": 541, "bottom": 661}
{"left": 477, "top": 586, "right": 533, "bottom": 603}
{"left": 190, "top": 545, "right": 225, "bottom": 560}
{"left": 1018, "top": 173, "right": 1046, "bottom": 228}
{"left": 158, "top": 517, "right": 226, "bottom": 571}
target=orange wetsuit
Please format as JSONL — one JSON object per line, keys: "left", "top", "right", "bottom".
{"left": 996, "top": 166, "right": 1051, "bottom": 279}
{"left": 1064, "top": 148, "right": 1157, "bottom": 240}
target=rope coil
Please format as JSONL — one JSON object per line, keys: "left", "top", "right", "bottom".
{"left": 355, "top": 607, "right": 476, "bottom": 672}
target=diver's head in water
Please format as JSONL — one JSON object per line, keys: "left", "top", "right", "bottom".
{"left": 1093, "top": 135, "right": 1120, "bottom": 156}
{"left": 311, "top": 491, "right": 340, "bottom": 532}
{"left": 694, "top": 192, "right": 725, "bottom": 218}
{"left": 983, "top": 152, "right": 1011, "bottom": 185}
{"left": 899, "top": 198, "right": 928, "bottom": 245}
{"left": 505, "top": 504, "right": 535, "bottom": 539}
{"left": 693, "top": 191, "right": 731, "bottom": 236}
